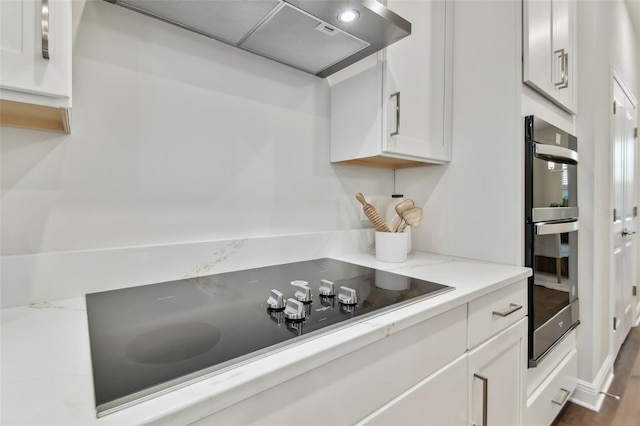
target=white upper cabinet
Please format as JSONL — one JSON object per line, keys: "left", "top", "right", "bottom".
{"left": 330, "top": 0, "right": 452, "bottom": 169}
{"left": 523, "top": 0, "right": 577, "bottom": 114}
{"left": 0, "top": 0, "right": 72, "bottom": 132}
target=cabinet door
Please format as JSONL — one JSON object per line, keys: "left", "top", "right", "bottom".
{"left": 469, "top": 318, "right": 527, "bottom": 426}
{"left": 550, "top": 0, "right": 576, "bottom": 111}
{"left": 358, "top": 353, "right": 468, "bottom": 426}
{"left": 1, "top": 0, "right": 71, "bottom": 101}
{"left": 383, "top": 0, "right": 452, "bottom": 163}
{"left": 523, "top": 0, "right": 576, "bottom": 113}
{"left": 523, "top": 0, "right": 552, "bottom": 95}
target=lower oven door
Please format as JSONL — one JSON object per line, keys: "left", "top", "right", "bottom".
{"left": 528, "top": 220, "right": 579, "bottom": 366}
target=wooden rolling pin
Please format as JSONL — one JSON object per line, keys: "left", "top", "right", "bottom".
{"left": 355, "top": 193, "right": 391, "bottom": 232}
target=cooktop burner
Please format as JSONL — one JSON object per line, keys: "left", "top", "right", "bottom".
{"left": 86, "top": 258, "right": 453, "bottom": 417}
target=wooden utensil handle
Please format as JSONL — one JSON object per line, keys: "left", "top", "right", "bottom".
{"left": 355, "top": 193, "right": 391, "bottom": 232}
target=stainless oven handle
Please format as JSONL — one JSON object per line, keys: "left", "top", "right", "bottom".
{"left": 533, "top": 143, "right": 579, "bottom": 165}
{"left": 536, "top": 220, "right": 579, "bottom": 235}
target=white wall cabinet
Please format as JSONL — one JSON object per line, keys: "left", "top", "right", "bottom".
{"left": 523, "top": 0, "right": 577, "bottom": 114}
{"left": 329, "top": 0, "right": 452, "bottom": 169}
{"left": 0, "top": 0, "right": 72, "bottom": 132}
{"left": 468, "top": 318, "right": 528, "bottom": 426}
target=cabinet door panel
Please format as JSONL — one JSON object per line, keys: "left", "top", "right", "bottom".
{"left": 383, "top": 0, "right": 451, "bottom": 162}
{"left": 551, "top": 0, "right": 575, "bottom": 110}
{"left": 523, "top": 0, "right": 552, "bottom": 95}
{"left": 359, "top": 354, "right": 468, "bottom": 426}
{"left": 469, "top": 318, "right": 527, "bottom": 426}
{"left": 0, "top": 0, "right": 71, "bottom": 99}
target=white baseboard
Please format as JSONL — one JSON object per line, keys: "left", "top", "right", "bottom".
{"left": 570, "top": 355, "right": 614, "bottom": 411}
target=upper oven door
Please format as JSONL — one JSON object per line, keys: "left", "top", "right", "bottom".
{"left": 525, "top": 116, "right": 579, "bottom": 223}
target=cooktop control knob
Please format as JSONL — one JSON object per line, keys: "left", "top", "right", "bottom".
{"left": 284, "top": 298, "right": 306, "bottom": 322}
{"left": 319, "top": 279, "right": 335, "bottom": 297}
{"left": 267, "top": 289, "right": 285, "bottom": 311}
{"left": 338, "top": 286, "right": 358, "bottom": 305}
{"left": 294, "top": 285, "right": 313, "bottom": 304}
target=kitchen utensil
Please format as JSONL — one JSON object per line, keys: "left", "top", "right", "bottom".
{"left": 398, "top": 207, "right": 423, "bottom": 232}
{"left": 391, "top": 198, "right": 415, "bottom": 232}
{"left": 356, "top": 193, "right": 391, "bottom": 232}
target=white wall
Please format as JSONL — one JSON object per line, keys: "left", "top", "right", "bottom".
{"left": 0, "top": 0, "right": 393, "bottom": 257}
{"left": 396, "top": 0, "right": 523, "bottom": 266}
{"left": 575, "top": 0, "right": 639, "bottom": 389}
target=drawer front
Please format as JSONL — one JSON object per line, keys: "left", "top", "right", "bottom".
{"left": 467, "top": 280, "right": 527, "bottom": 348}
{"left": 526, "top": 349, "right": 578, "bottom": 426}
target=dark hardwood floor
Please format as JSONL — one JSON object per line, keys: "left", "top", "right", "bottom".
{"left": 552, "top": 325, "right": 640, "bottom": 426}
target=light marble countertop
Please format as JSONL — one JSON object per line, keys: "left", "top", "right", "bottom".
{"left": 1, "top": 251, "right": 530, "bottom": 426}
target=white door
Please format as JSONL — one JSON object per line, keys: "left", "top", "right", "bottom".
{"left": 612, "top": 75, "right": 638, "bottom": 357}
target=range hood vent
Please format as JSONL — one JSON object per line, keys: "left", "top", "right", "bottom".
{"left": 105, "top": 0, "right": 411, "bottom": 78}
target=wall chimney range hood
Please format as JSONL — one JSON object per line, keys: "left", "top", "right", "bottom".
{"left": 104, "top": 0, "right": 411, "bottom": 78}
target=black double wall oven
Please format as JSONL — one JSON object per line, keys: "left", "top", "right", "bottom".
{"left": 525, "top": 115, "right": 580, "bottom": 367}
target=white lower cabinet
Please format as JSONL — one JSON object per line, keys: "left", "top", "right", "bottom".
{"left": 357, "top": 353, "right": 468, "bottom": 425}
{"left": 525, "top": 349, "right": 577, "bottom": 426}
{"left": 468, "top": 318, "right": 528, "bottom": 426}
{"left": 195, "top": 305, "right": 467, "bottom": 425}
{"left": 192, "top": 282, "right": 529, "bottom": 426}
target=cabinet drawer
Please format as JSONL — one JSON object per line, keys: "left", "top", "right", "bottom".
{"left": 467, "top": 280, "right": 527, "bottom": 348}
{"left": 526, "top": 349, "right": 577, "bottom": 426}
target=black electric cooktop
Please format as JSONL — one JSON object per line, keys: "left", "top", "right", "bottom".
{"left": 86, "top": 258, "right": 454, "bottom": 416}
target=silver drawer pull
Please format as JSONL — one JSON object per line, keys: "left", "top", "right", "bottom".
{"left": 492, "top": 303, "right": 522, "bottom": 317}
{"left": 42, "top": 0, "right": 50, "bottom": 59}
{"left": 474, "top": 373, "right": 488, "bottom": 426}
{"left": 552, "top": 388, "right": 571, "bottom": 405}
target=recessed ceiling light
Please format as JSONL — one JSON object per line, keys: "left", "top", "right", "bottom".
{"left": 337, "top": 9, "right": 360, "bottom": 23}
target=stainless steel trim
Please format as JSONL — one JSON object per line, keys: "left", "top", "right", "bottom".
{"left": 474, "top": 373, "right": 488, "bottom": 426}
{"left": 535, "top": 220, "right": 579, "bottom": 235}
{"left": 41, "top": 0, "right": 50, "bottom": 59}
{"left": 390, "top": 92, "right": 400, "bottom": 136}
{"left": 492, "top": 303, "right": 522, "bottom": 317}
{"left": 532, "top": 207, "right": 579, "bottom": 222}
{"left": 554, "top": 49, "right": 565, "bottom": 87}
{"left": 533, "top": 143, "right": 579, "bottom": 164}
{"left": 552, "top": 388, "right": 571, "bottom": 405}
{"left": 533, "top": 300, "right": 579, "bottom": 360}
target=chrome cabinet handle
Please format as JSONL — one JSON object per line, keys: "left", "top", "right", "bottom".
{"left": 42, "top": 0, "right": 50, "bottom": 59}
{"left": 562, "top": 52, "right": 569, "bottom": 88}
{"left": 552, "top": 388, "right": 571, "bottom": 405}
{"left": 553, "top": 49, "right": 565, "bottom": 87}
{"left": 474, "top": 373, "right": 488, "bottom": 426}
{"left": 554, "top": 49, "right": 569, "bottom": 89}
{"left": 390, "top": 92, "right": 400, "bottom": 136}
{"left": 492, "top": 303, "right": 522, "bottom": 317}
